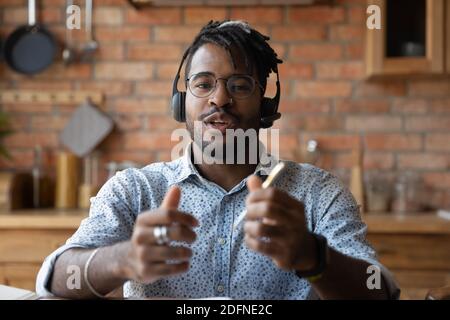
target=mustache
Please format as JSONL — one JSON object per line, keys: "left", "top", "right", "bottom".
{"left": 199, "top": 106, "right": 239, "bottom": 122}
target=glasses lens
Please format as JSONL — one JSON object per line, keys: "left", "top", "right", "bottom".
{"left": 189, "top": 74, "right": 215, "bottom": 98}
{"left": 227, "top": 76, "right": 255, "bottom": 99}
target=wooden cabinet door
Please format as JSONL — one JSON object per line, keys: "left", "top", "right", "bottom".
{"left": 365, "top": 0, "right": 445, "bottom": 76}
{"left": 2, "top": 264, "right": 42, "bottom": 292}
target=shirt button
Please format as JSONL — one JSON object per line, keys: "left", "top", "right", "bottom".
{"left": 218, "top": 237, "right": 226, "bottom": 245}
{"left": 217, "top": 285, "right": 224, "bottom": 293}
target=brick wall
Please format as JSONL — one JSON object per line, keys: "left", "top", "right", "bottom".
{"left": 0, "top": 0, "right": 449, "bottom": 209}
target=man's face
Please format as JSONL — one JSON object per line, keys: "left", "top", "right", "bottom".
{"left": 185, "top": 43, "right": 262, "bottom": 153}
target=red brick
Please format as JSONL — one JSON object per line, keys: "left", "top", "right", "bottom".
{"left": 2, "top": 8, "right": 26, "bottom": 25}
{"left": 279, "top": 99, "right": 331, "bottom": 114}
{"left": 405, "top": 116, "right": 450, "bottom": 131}
{"left": 355, "top": 82, "right": 406, "bottom": 97}
{"left": 425, "top": 134, "right": 450, "bottom": 152}
{"left": 148, "top": 115, "right": 185, "bottom": 131}
{"left": 409, "top": 80, "right": 450, "bottom": 97}
{"left": 154, "top": 26, "right": 201, "bottom": 43}
{"left": 392, "top": 99, "right": 428, "bottom": 114}
{"left": 102, "top": 151, "right": 156, "bottom": 166}
{"left": 278, "top": 62, "right": 313, "bottom": 79}
{"left": 94, "top": 7, "right": 123, "bottom": 26}
{"left": 346, "top": 116, "right": 402, "bottom": 131}
{"left": 95, "top": 63, "right": 153, "bottom": 80}
{"left": 296, "top": 81, "right": 352, "bottom": 98}
{"left": 335, "top": 99, "right": 390, "bottom": 113}
{"left": 2, "top": 104, "right": 53, "bottom": 113}
{"left": 345, "top": 43, "right": 364, "bottom": 59}
{"left": 303, "top": 116, "right": 343, "bottom": 131}
{"left": 430, "top": 99, "right": 450, "bottom": 113}
{"left": 124, "top": 132, "right": 177, "bottom": 151}
{"left": 0, "top": 149, "right": 34, "bottom": 170}
{"left": 16, "top": 81, "right": 72, "bottom": 90}
{"left": 77, "top": 81, "right": 132, "bottom": 96}
{"left": 113, "top": 114, "right": 143, "bottom": 131}
{"left": 95, "top": 44, "right": 125, "bottom": 61}
{"left": 184, "top": 7, "right": 228, "bottom": 24}
{"left": 96, "top": 27, "right": 150, "bottom": 42}
{"left": 422, "top": 172, "right": 450, "bottom": 189}
{"left": 125, "top": 7, "right": 181, "bottom": 25}
{"left": 290, "top": 44, "right": 343, "bottom": 61}
{"left": 31, "top": 115, "right": 69, "bottom": 131}
{"left": 128, "top": 44, "right": 182, "bottom": 61}
{"left": 363, "top": 152, "right": 395, "bottom": 169}
{"left": 272, "top": 26, "right": 326, "bottom": 41}
{"left": 365, "top": 134, "right": 422, "bottom": 151}
{"left": 398, "top": 154, "right": 449, "bottom": 170}
{"left": 230, "top": 7, "right": 283, "bottom": 25}
{"left": 4, "top": 132, "right": 58, "bottom": 148}
{"left": 156, "top": 63, "right": 180, "bottom": 80}
{"left": 41, "top": 7, "right": 63, "bottom": 24}
{"left": 300, "top": 134, "right": 360, "bottom": 151}
{"left": 135, "top": 81, "right": 173, "bottom": 97}
{"left": 34, "top": 63, "right": 92, "bottom": 80}
{"left": 288, "top": 6, "right": 345, "bottom": 24}
{"left": 348, "top": 6, "right": 365, "bottom": 24}
{"left": 114, "top": 98, "right": 169, "bottom": 114}
{"left": 334, "top": 152, "right": 395, "bottom": 170}
{"left": 330, "top": 25, "right": 364, "bottom": 41}
{"left": 316, "top": 62, "right": 364, "bottom": 80}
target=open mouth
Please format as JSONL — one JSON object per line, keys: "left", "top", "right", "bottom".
{"left": 203, "top": 113, "right": 238, "bottom": 133}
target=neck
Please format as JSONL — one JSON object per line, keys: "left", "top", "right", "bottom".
{"left": 191, "top": 142, "right": 258, "bottom": 191}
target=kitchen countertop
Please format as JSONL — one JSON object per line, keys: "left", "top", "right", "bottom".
{"left": 0, "top": 209, "right": 449, "bottom": 234}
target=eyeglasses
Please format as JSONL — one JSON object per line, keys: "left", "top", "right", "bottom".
{"left": 186, "top": 73, "right": 264, "bottom": 99}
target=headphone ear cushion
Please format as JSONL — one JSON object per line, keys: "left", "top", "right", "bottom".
{"left": 171, "top": 91, "right": 186, "bottom": 122}
{"left": 260, "top": 97, "right": 277, "bottom": 128}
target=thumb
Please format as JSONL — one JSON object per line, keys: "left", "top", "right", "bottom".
{"left": 247, "top": 175, "right": 263, "bottom": 192}
{"left": 161, "top": 185, "right": 181, "bottom": 209}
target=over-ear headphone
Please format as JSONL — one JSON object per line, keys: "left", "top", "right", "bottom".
{"left": 171, "top": 49, "right": 281, "bottom": 129}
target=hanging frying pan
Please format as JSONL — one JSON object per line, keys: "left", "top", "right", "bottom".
{"left": 3, "top": 0, "right": 56, "bottom": 75}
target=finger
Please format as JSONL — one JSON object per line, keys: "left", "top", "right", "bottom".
{"left": 247, "top": 175, "right": 263, "bottom": 192}
{"left": 137, "top": 209, "right": 198, "bottom": 228}
{"left": 244, "top": 220, "right": 286, "bottom": 240}
{"left": 245, "top": 201, "right": 296, "bottom": 225}
{"left": 134, "top": 225, "right": 197, "bottom": 245}
{"left": 137, "top": 246, "right": 193, "bottom": 262}
{"left": 244, "top": 234, "right": 283, "bottom": 258}
{"left": 161, "top": 185, "right": 181, "bottom": 209}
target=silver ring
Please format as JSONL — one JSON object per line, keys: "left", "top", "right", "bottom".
{"left": 229, "top": 98, "right": 233, "bottom": 105}
{"left": 153, "top": 226, "right": 170, "bottom": 245}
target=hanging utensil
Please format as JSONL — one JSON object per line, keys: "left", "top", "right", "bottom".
{"left": 81, "top": 0, "right": 98, "bottom": 60}
{"left": 4, "top": 0, "right": 56, "bottom": 74}
{"left": 62, "top": 0, "right": 76, "bottom": 65}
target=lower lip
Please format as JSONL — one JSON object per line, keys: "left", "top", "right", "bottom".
{"left": 204, "top": 122, "right": 235, "bottom": 134}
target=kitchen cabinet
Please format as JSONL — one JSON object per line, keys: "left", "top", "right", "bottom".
{"left": 364, "top": 213, "right": 450, "bottom": 299}
{"left": 0, "top": 209, "right": 86, "bottom": 291}
{"left": 365, "top": 0, "right": 446, "bottom": 77}
{"left": 0, "top": 210, "right": 449, "bottom": 299}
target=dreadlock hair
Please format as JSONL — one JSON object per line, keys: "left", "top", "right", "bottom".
{"left": 184, "top": 20, "right": 283, "bottom": 93}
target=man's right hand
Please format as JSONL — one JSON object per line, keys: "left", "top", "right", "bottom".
{"left": 120, "top": 186, "right": 198, "bottom": 284}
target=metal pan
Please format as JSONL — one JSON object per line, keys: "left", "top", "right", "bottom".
{"left": 3, "top": 0, "right": 56, "bottom": 75}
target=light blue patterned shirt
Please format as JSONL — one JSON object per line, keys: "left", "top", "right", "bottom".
{"left": 36, "top": 144, "right": 399, "bottom": 299}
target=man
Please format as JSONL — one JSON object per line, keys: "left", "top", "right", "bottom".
{"left": 37, "top": 20, "right": 399, "bottom": 299}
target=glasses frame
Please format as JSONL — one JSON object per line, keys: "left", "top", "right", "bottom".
{"left": 185, "top": 73, "right": 265, "bottom": 99}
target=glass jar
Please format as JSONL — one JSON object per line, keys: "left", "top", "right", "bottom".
{"left": 391, "top": 172, "right": 424, "bottom": 214}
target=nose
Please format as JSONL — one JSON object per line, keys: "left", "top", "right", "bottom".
{"left": 208, "top": 79, "right": 232, "bottom": 109}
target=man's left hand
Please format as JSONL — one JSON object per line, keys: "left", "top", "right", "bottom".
{"left": 243, "top": 175, "right": 317, "bottom": 271}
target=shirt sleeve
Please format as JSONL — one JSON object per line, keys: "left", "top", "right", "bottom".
{"left": 311, "top": 171, "right": 401, "bottom": 300}
{"left": 35, "top": 169, "right": 140, "bottom": 297}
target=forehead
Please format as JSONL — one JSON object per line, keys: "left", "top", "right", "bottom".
{"left": 188, "top": 43, "right": 249, "bottom": 76}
